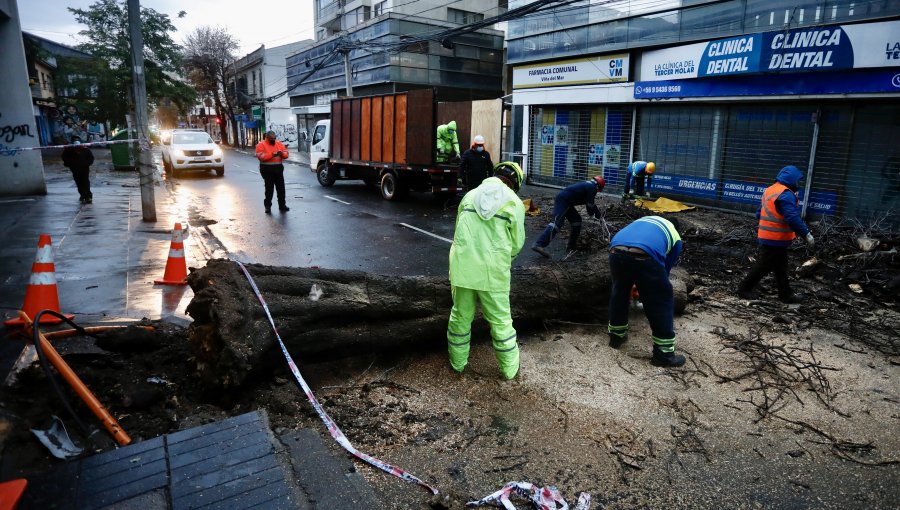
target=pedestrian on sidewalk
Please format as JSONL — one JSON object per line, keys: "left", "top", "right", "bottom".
{"left": 623, "top": 160, "right": 655, "bottom": 198}
{"left": 255, "top": 130, "right": 289, "bottom": 214}
{"left": 532, "top": 176, "right": 605, "bottom": 259}
{"left": 61, "top": 136, "right": 94, "bottom": 203}
{"left": 737, "top": 165, "right": 814, "bottom": 304}
{"left": 607, "top": 215, "right": 686, "bottom": 367}
{"left": 459, "top": 135, "right": 493, "bottom": 191}
{"left": 447, "top": 162, "right": 526, "bottom": 380}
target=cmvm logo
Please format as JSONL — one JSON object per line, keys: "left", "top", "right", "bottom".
{"left": 609, "top": 58, "right": 624, "bottom": 77}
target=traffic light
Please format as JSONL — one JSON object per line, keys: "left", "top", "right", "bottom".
{"left": 215, "top": 117, "right": 221, "bottom": 124}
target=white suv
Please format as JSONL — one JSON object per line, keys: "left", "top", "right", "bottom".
{"left": 162, "top": 129, "right": 225, "bottom": 176}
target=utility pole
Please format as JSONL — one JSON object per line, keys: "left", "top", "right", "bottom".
{"left": 127, "top": 0, "right": 156, "bottom": 221}
{"left": 341, "top": 46, "right": 353, "bottom": 97}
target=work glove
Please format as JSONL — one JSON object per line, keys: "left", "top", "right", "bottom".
{"left": 805, "top": 233, "right": 815, "bottom": 248}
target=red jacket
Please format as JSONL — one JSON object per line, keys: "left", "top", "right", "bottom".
{"left": 256, "top": 140, "right": 288, "bottom": 164}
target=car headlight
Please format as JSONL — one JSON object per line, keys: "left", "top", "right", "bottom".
{"left": 174, "top": 149, "right": 185, "bottom": 158}
{"left": 213, "top": 147, "right": 223, "bottom": 157}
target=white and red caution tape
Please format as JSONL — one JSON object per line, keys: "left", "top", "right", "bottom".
{"left": 0, "top": 138, "right": 139, "bottom": 156}
{"left": 466, "top": 482, "right": 591, "bottom": 510}
{"left": 234, "top": 260, "right": 440, "bottom": 495}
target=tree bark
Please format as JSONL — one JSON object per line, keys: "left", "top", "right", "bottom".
{"left": 185, "top": 259, "right": 693, "bottom": 388}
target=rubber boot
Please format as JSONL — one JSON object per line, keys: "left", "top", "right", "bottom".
{"left": 650, "top": 347, "right": 686, "bottom": 367}
{"left": 609, "top": 333, "right": 627, "bottom": 349}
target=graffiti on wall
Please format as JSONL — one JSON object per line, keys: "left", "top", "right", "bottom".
{"left": 48, "top": 104, "right": 105, "bottom": 143}
{"left": 0, "top": 112, "right": 35, "bottom": 144}
{"left": 267, "top": 122, "right": 298, "bottom": 145}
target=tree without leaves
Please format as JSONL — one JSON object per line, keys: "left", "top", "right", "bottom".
{"left": 68, "top": 0, "right": 196, "bottom": 128}
{"left": 182, "top": 26, "right": 240, "bottom": 145}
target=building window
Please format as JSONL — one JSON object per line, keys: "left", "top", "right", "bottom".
{"left": 343, "top": 6, "right": 371, "bottom": 29}
{"left": 448, "top": 8, "right": 484, "bottom": 25}
{"left": 252, "top": 71, "right": 257, "bottom": 95}
{"left": 374, "top": 1, "right": 386, "bottom": 17}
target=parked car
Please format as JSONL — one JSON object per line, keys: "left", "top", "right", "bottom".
{"left": 161, "top": 129, "right": 224, "bottom": 177}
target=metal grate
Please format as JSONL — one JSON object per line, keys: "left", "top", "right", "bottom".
{"left": 628, "top": 101, "right": 900, "bottom": 223}
{"left": 524, "top": 101, "right": 900, "bottom": 223}
{"left": 527, "top": 105, "right": 635, "bottom": 189}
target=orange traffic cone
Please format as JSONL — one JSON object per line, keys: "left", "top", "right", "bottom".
{"left": 4, "top": 234, "right": 74, "bottom": 327}
{"left": 154, "top": 223, "right": 188, "bottom": 286}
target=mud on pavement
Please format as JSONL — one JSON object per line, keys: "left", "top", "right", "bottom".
{"left": 1, "top": 198, "right": 898, "bottom": 509}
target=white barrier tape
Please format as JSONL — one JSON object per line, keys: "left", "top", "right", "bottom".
{"left": 0, "top": 138, "right": 140, "bottom": 156}
{"left": 29, "top": 272, "right": 57, "bottom": 285}
{"left": 34, "top": 244, "right": 53, "bottom": 263}
{"left": 234, "top": 260, "right": 439, "bottom": 495}
{"left": 466, "top": 482, "right": 591, "bottom": 510}
{"left": 168, "top": 249, "right": 185, "bottom": 259}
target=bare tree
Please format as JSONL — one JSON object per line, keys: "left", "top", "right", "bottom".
{"left": 182, "top": 26, "right": 239, "bottom": 145}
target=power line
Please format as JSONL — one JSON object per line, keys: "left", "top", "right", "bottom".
{"left": 259, "top": 0, "right": 593, "bottom": 102}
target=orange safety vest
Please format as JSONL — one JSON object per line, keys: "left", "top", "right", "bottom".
{"left": 256, "top": 140, "right": 287, "bottom": 164}
{"left": 757, "top": 182, "right": 797, "bottom": 242}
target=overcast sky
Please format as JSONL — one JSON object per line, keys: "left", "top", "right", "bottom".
{"left": 18, "top": 0, "right": 316, "bottom": 55}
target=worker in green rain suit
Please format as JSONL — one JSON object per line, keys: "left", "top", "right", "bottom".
{"left": 436, "top": 120, "right": 460, "bottom": 163}
{"left": 447, "top": 162, "right": 526, "bottom": 379}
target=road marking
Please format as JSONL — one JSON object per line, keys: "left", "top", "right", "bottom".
{"left": 399, "top": 223, "right": 452, "bottom": 244}
{"left": 325, "top": 195, "right": 351, "bottom": 205}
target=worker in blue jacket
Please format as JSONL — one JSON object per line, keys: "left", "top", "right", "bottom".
{"left": 737, "top": 165, "right": 814, "bottom": 304}
{"left": 532, "top": 176, "right": 605, "bottom": 259}
{"left": 623, "top": 161, "right": 655, "bottom": 198}
{"left": 607, "top": 215, "right": 685, "bottom": 367}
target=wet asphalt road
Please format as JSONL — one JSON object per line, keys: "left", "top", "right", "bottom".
{"left": 169, "top": 149, "right": 459, "bottom": 277}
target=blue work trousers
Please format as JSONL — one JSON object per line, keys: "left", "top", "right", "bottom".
{"left": 608, "top": 251, "right": 675, "bottom": 348}
{"left": 534, "top": 201, "right": 582, "bottom": 249}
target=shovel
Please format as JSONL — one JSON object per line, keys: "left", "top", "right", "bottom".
{"left": 31, "top": 415, "right": 83, "bottom": 460}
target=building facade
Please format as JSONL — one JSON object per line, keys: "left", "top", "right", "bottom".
{"left": 1, "top": 1, "right": 46, "bottom": 195}
{"left": 227, "top": 40, "right": 314, "bottom": 149}
{"left": 23, "top": 33, "right": 98, "bottom": 145}
{"left": 290, "top": 1, "right": 507, "bottom": 158}
{"left": 508, "top": 0, "right": 900, "bottom": 222}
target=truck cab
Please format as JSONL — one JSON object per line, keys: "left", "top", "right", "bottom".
{"left": 309, "top": 120, "right": 329, "bottom": 174}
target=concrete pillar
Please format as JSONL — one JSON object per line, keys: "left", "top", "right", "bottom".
{"left": 0, "top": 0, "right": 47, "bottom": 196}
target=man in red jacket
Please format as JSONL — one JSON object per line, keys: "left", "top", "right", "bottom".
{"left": 255, "top": 130, "right": 289, "bottom": 213}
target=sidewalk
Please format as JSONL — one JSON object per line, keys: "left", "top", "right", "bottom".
{"left": 0, "top": 149, "right": 201, "bottom": 327}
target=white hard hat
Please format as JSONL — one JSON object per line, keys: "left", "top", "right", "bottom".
{"left": 473, "top": 135, "right": 485, "bottom": 144}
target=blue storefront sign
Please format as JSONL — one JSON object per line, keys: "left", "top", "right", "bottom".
{"left": 651, "top": 174, "right": 718, "bottom": 199}
{"left": 652, "top": 174, "right": 837, "bottom": 214}
{"left": 640, "top": 19, "right": 900, "bottom": 81}
{"left": 634, "top": 68, "right": 900, "bottom": 99}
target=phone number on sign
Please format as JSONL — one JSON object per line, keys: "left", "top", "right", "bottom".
{"left": 638, "top": 85, "right": 682, "bottom": 94}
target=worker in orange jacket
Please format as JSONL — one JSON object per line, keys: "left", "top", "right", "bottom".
{"left": 738, "top": 165, "right": 814, "bottom": 303}
{"left": 255, "top": 130, "right": 290, "bottom": 214}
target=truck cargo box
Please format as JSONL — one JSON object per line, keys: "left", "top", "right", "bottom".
{"left": 330, "top": 89, "right": 435, "bottom": 166}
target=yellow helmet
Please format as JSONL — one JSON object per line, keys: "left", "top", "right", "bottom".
{"left": 646, "top": 162, "right": 656, "bottom": 175}
{"left": 493, "top": 161, "right": 524, "bottom": 192}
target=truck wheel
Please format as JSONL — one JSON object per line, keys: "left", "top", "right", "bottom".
{"left": 317, "top": 163, "right": 336, "bottom": 187}
{"left": 380, "top": 172, "right": 407, "bottom": 201}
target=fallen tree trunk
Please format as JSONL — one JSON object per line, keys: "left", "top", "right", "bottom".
{"left": 185, "top": 259, "right": 693, "bottom": 388}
